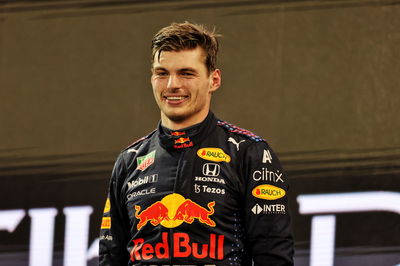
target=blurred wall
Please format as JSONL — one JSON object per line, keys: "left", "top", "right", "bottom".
{"left": 1, "top": 0, "right": 399, "bottom": 265}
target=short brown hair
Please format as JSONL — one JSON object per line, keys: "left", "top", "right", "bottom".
{"left": 151, "top": 22, "right": 220, "bottom": 73}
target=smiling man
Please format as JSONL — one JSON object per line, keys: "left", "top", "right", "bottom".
{"left": 151, "top": 33, "right": 221, "bottom": 129}
{"left": 99, "top": 22, "right": 294, "bottom": 266}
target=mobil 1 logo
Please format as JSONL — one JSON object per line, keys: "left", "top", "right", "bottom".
{"left": 127, "top": 174, "right": 158, "bottom": 190}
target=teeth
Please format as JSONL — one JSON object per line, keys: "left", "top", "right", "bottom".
{"left": 167, "top": 96, "right": 185, "bottom": 100}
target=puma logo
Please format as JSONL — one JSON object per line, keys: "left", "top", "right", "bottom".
{"left": 228, "top": 137, "right": 245, "bottom": 151}
{"left": 127, "top": 148, "right": 139, "bottom": 153}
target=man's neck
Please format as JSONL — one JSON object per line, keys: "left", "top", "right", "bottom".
{"left": 161, "top": 112, "right": 209, "bottom": 130}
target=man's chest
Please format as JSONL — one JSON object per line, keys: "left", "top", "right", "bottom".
{"left": 121, "top": 146, "right": 244, "bottom": 227}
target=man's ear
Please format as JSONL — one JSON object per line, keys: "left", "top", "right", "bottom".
{"left": 209, "top": 69, "right": 221, "bottom": 92}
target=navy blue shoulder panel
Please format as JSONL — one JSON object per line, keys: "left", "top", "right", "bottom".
{"left": 124, "top": 129, "right": 156, "bottom": 151}
{"left": 217, "top": 120, "right": 264, "bottom": 142}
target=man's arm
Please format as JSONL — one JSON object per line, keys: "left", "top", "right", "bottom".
{"left": 243, "top": 141, "right": 294, "bottom": 266}
{"left": 99, "top": 153, "right": 130, "bottom": 266}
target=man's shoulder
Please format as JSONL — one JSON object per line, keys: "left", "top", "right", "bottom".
{"left": 122, "top": 129, "right": 157, "bottom": 153}
{"left": 215, "top": 119, "right": 282, "bottom": 165}
{"left": 216, "top": 119, "right": 265, "bottom": 143}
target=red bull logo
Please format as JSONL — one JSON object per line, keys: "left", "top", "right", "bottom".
{"left": 171, "top": 131, "right": 186, "bottom": 136}
{"left": 130, "top": 232, "right": 224, "bottom": 262}
{"left": 134, "top": 193, "right": 216, "bottom": 230}
{"left": 174, "top": 137, "right": 191, "bottom": 144}
{"left": 173, "top": 137, "right": 193, "bottom": 149}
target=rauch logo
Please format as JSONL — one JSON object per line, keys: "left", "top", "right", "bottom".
{"left": 252, "top": 184, "right": 286, "bottom": 200}
{"left": 197, "top": 148, "right": 231, "bottom": 163}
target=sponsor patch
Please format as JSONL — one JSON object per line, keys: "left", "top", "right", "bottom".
{"left": 174, "top": 137, "right": 194, "bottom": 149}
{"left": 134, "top": 193, "right": 215, "bottom": 230}
{"left": 127, "top": 174, "right": 158, "bottom": 190}
{"left": 100, "top": 234, "right": 113, "bottom": 241}
{"left": 127, "top": 148, "right": 139, "bottom": 153}
{"left": 195, "top": 176, "right": 225, "bottom": 184}
{"left": 227, "top": 137, "right": 245, "bottom": 151}
{"left": 252, "top": 184, "right": 286, "bottom": 200}
{"left": 263, "top": 149, "right": 272, "bottom": 164}
{"left": 194, "top": 184, "right": 225, "bottom": 195}
{"left": 253, "top": 168, "right": 284, "bottom": 183}
{"left": 202, "top": 163, "right": 220, "bottom": 176}
{"left": 103, "top": 198, "right": 111, "bottom": 213}
{"left": 251, "top": 203, "right": 286, "bottom": 214}
{"left": 197, "top": 148, "right": 231, "bottom": 163}
{"left": 127, "top": 188, "right": 156, "bottom": 200}
{"left": 171, "top": 131, "right": 186, "bottom": 136}
{"left": 101, "top": 217, "right": 111, "bottom": 229}
{"left": 130, "top": 232, "right": 224, "bottom": 262}
{"left": 136, "top": 150, "right": 156, "bottom": 171}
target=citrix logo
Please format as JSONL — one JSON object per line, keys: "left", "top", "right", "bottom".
{"left": 253, "top": 168, "right": 283, "bottom": 182}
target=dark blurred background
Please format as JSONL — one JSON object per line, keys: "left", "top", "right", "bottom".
{"left": 1, "top": 0, "right": 399, "bottom": 265}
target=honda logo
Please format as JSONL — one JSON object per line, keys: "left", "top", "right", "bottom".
{"left": 202, "top": 163, "right": 220, "bottom": 177}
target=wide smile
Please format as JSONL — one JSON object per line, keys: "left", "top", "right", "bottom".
{"left": 163, "top": 95, "right": 189, "bottom": 105}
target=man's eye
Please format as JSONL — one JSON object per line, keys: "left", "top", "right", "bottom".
{"left": 156, "top": 72, "right": 168, "bottom": 76}
{"left": 181, "top": 72, "right": 194, "bottom": 76}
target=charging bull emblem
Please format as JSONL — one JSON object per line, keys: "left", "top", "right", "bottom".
{"left": 134, "top": 194, "right": 216, "bottom": 230}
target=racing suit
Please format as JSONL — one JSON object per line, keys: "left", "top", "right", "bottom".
{"left": 99, "top": 112, "right": 294, "bottom": 266}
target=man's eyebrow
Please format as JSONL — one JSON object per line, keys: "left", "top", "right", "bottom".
{"left": 153, "top": 67, "right": 168, "bottom": 71}
{"left": 179, "top": 68, "right": 198, "bottom": 73}
{"left": 152, "top": 67, "right": 198, "bottom": 73}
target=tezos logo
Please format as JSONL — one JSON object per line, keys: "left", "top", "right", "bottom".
{"left": 252, "top": 184, "right": 286, "bottom": 200}
{"left": 136, "top": 150, "right": 156, "bottom": 171}
{"left": 197, "top": 148, "right": 231, "bottom": 163}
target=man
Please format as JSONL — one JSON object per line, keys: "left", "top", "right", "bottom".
{"left": 99, "top": 22, "right": 294, "bottom": 266}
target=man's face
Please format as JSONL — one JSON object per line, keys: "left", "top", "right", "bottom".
{"left": 151, "top": 47, "right": 221, "bottom": 128}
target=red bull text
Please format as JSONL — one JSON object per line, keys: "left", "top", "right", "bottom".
{"left": 174, "top": 137, "right": 193, "bottom": 149}
{"left": 130, "top": 232, "right": 224, "bottom": 262}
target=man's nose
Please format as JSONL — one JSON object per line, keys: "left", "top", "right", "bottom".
{"left": 167, "top": 75, "right": 181, "bottom": 89}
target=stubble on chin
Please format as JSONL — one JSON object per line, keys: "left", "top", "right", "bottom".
{"left": 163, "top": 111, "right": 190, "bottom": 122}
